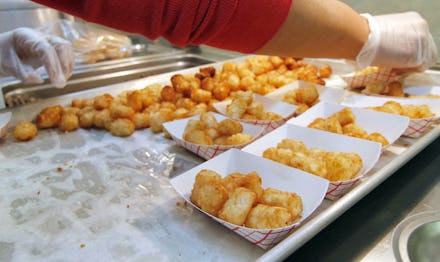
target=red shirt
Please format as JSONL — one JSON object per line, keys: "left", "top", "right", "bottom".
{"left": 31, "top": 0, "right": 293, "bottom": 53}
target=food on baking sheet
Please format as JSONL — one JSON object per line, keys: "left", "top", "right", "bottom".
{"left": 225, "top": 90, "right": 283, "bottom": 120}
{"left": 13, "top": 121, "right": 38, "bottom": 141}
{"left": 364, "top": 81, "right": 406, "bottom": 97}
{"left": 282, "top": 84, "right": 320, "bottom": 115}
{"left": 307, "top": 107, "right": 389, "bottom": 146}
{"left": 16, "top": 56, "right": 333, "bottom": 142}
{"left": 190, "top": 169, "right": 303, "bottom": 229}
{"left": 183, "top": 112, "right": 253, "bottom": 146}
{"left": 262, "top": 138, "right": 363, "bottom": 181}
{"left": 366, "top": 101, "right": 435, "bottom": 119}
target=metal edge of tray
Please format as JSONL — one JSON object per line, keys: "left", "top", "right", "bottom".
{"left": 1, "top": 53, "right": 216, "bottom": 108}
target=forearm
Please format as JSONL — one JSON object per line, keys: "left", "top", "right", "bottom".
{"left": 257, "top": 0, "right": 370, "bottom": 60}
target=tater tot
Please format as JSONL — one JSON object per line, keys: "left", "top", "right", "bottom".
{"left": 295, "top": 85, "right": 319, "bottom": 105}
{"left": 126, "top": 90, "right": 144, "bottom": 112}
{"left": 199, "top": 112, "right": 217, "bottom": 129}
{"left": 319, "top": 65, "right": 332, "bottom": 78}
{"left": 246, "top": 101, "right": 264, "bottom": 119}
{"left": 59, "top": 113, "right": 79, "bottom": 132}
{"left": 225, "top": 133, "right": 253, "bottom": 145}
{"left": 108, "top": 118, "right": 135, "bottom": 137}
{"left": 93, "top": 109, "right": 112, "bottom": 129}
{"left": 132, "top": 112, "right": 150, "bottom": 129}
{"left": 245, "top": 204, "right": 293, "bottom": 229}
{"left": 36, "top": 105, "right": 63, "bottom": 129}
{"left": 218, "top": 187, "right": 257, "bottom": 226}
{"left": 367, "top": 132, "right": 389, "bottom": 147}
{"left": 226, "top": 98, "right": 248, "bottom": 119}
{"left": 222, "top": 172, "right": 263, "bottom": 200}
{"left": 277, "top": 138, "right": 307, "bottom": 152}
{"left": 149, "top": 109, "right": 173, "bottom": 133}
{"left": 191, "top": 88, "right": 212, "bottom": 103}
{"left": 160, "top": 85, "right": 176, "bottom": 102}
{"left": 212, "top": 83, "right": 230, "bottom": 101}
{"left": 109, "top": 102, "right": 135, "bottom": 119}
{"left": 217, "top": 119, "right": 243, "bottom": 136}
{"left": 13, "top": 121, "right": 38, "bottom": 141}
{"left": 93, "top": 93, "right": 114, "bottom": 110}
{"left": 331, "top": 107, "right": 356, "bottom": 126}
{"left": 190, "top": 169, "right": 229, "bottom": 216}
{"left": 79, "top": 110, "right": 95, "bottom": 129}
{"left": 259, "top": 188, "right": 303, "bottom": 222}
{"left": 324, "top": 152, "right": 363, "bottom": 181}
{"left": 183, "top": 129, "right": 213, "bottom": 145}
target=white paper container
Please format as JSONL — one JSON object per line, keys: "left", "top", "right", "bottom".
{"left": 213, "top": 94, "right": 297, "bottom": 135}
{"left": 170, "top": 149, "right": 329, "bottom": 249}
{"left": 0, "top": 111, "right": 11, "bottom": 138}
{"left": 341, "top": 68, "right": 402, "bottom": 89}
{"left": 404, "top": 85, "right": 440, "bottom": 97}
{"left": 287, "top": 101, "right": 410, "bottom": 149}
{"left": 341, "top": 94, "right": 440, "bottom": 138}
{"left": 163, "top": 112, "right": 265, "bottom": 159}
{"left": 265, "top": 80, "right": 345, "bottom": 106}
{"left": 242, "top": 124, "right": 381, "bottom": 200}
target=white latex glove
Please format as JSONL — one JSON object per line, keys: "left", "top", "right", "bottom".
{"left": 356, "top": 12, "right": 438, "bottom": 72}
{"left": 0, "top": 27, "right": 74, "bottom": 88}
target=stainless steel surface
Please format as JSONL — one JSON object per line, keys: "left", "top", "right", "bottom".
{"left": 1, "top": 53, "right": 214, "bottom": 108}
{"left": 407, "top": 220, "right": 440, "bottom": 262}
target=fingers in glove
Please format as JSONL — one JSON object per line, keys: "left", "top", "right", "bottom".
{"left": 1, "top": 48, "right": 44, "bottom": 84}
{"left": 46, "top": 35, "right": 74, "bottom": 80}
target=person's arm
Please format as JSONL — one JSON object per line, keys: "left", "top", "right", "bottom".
{"left": 256, "top": 0, "right": 369, "bottom": 60}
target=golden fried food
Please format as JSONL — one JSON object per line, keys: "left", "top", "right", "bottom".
{"left": 308, "top": 107, "right": 389, "bottom": 146}
{"left": 368, "top": 101, "right": 435, "bottom": 119}
{"left": 295, "top": 85, "right": 319, "bottom": 105}
{"left": 225, "top": 133, "right": 253, "bottom": 145}
{"left": 222, "top": 172, "right": 264, "bottom": 200}
{"left": 93, "top": 93, "right": 114, "bottom": 110}
{"left": 324, "top": 152, "right": 363, "bottom": 181}
{"left": 126, "top": 90, "right": 144, "bottom": 112}
{"left": 245, "top": 204, "right": 293, "bottom": 229}
{"left": 262, "top": 138, "right": 364, "bottom": 181}
{"left": 190, "top": 169, "right": 229, "bottom": 216}
{"left": 109, "top": 102, "right": 135, "bottom": 119}
{"left": 132, "top": 112, "right": 150, "bottom": 129}
{"left": 36, "top": 105, "right": 63, "bottom": 129}
{"left": 59, "top": 113, "right": 79, "bottom": 132}
{"left": 108, "top": 118, "right": 135, "bottom": 137}
{"left": 13, "top": 121, "right": 38, "bottom": 141}
{"left": 217, "top": 119, "right": 243, "bottom": 136}
{"left": 184, "top": 129, "right": 213, "bottom": 145}
{"left": 78, "top": 110, "right": 96, "bottom": 129}
{"left": 319, "top": 65, "right": 332, "bottom": 78}
{"left": 218, "top": 187, "right": 257, "bottom": 226}
{"left": 93, "top": 109, "right": 112, "bottom": 129}
{"left": 259, "top": 188, "right": 303, "bottom": 222}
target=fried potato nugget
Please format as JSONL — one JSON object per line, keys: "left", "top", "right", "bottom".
{"left": 222, "top": 172, "right": 264, "bottom": 200}
{"left": 295, "top": 85, "right": 319, "bottom": 105}
{"left": 225, "top": 133, "right": 253, "bottom": 145}
{"left": 13, "top": 121, "right": 38, "bottom": 141}
{"left": 36, "top": 105, "right": 63, "bottom": 129}
{"left": 217, "top": 119, "right": 243, "bottom": 136}
{"left": 324, "top": 152, "right": 363, "bottom": 181}
{"left": 218, "top": 187, "right": 257, "bottom": 226}
{"left": 108, "top": 118, "right": 135, "bottom": 137}
{"left": 245, "top": 204, "right": 293, "bottom": 229}
{"left": 59, "top": 113, "right": 79, "bottom": 132}
{"left": 190, "top": 169, "right": 229, "bottom": 216}
{"left": 331, "top": 107, "right": 356, "bottom": 126}
{"left": 184, "top": 129, "right": 213, "bottom": 145}
{"left": 259, "top": 188, "right": 303, "bottom": 222}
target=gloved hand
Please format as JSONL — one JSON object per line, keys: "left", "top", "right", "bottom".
{"left": 356, "top": 12, "right": 438, "bottom": 72}
{"left": 0, "top": 27, "right": 74, "bottom": 88}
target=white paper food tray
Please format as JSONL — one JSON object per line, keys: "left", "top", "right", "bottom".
{"left": 0, "top": 111, "right": 11, "bottom": 138}
{"left": 163, "top": 112, "right": 265, "bottom": 159}
{"left": 287, "top": 101, "right": 410, "bottom": 149}
{"left": 242, "top": 124, "right": 381, "bottom": 200}
{"left": 341, "top": 94, "right": 440, "bottom": 138}
{"left": 340, "top": 68, "right": 403, "bottom": 89}
{"left": 265, "top": 80, "right": 345, "bottom": 106}
{"left": 213, "top": 93, "right": 297, "bottom": 134}
{"left": 404, "top": 85, "right": 440, "bottom": 97}
{"left": 170, "top": 149, "right": 329, "bottom": 249}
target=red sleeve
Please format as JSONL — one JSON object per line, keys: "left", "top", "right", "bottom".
{"left": 31, "top": 0, "right": 293, "bottom": 53}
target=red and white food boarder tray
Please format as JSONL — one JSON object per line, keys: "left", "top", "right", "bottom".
{"left": 170, "top": 149, "right": 329, "bottom": 249}
{"left": 163, "top": 112, "right": 265, "bottom": 160}
{"left": 341, "top": 94, "right": 440, "bottom": 138}
{"left": 287, "top": 101, "right": 410, "bottom": 150}
{"left": 265, "top": 80, "right": 345, "bottom": 105}
{"left": 242, "top": 124, "right": 381, "bottom": 200}
{"left": 341, "top": 68, "right": 402, "bottom": 89}
{"left": 213, "top": 94, "right": 297, "bottom": 135}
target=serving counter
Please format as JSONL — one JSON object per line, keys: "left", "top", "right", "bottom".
{"left": 0, "top": 52, "right": 439, "bottom": 262}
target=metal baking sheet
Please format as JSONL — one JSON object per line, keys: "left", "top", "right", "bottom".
{"left": 1, "top": 56, "right": 440, "bottom": 262}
